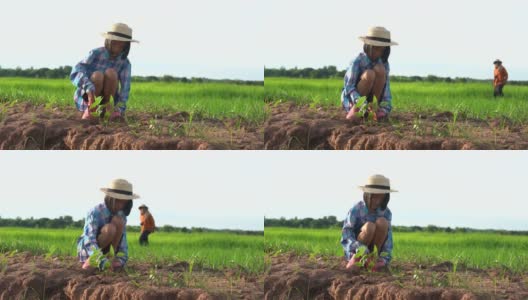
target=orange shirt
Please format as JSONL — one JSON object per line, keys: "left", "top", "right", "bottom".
{"left": 140, "top": 213, "right": 155, "bottom": 232}
{"left": 494, "top": 66, "right": 508, "bottom": 86}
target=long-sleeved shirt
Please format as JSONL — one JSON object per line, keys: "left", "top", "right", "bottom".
{"left": 77, "top": 203, "right": 128, "bottom": 267}
{"left": 341, "top": 52, "right": 393, "bottom": 114}
{"left": 140, "top": 213, "right": 155, "bottom": 232}
{"left": 340, "top": 200, "right": 393, "bottom": 264}
{"left": 70, "top": 47, "right": 132, "bottom": 113}
{"left": 494, "top": 66, "right": 508, "bottom": 87}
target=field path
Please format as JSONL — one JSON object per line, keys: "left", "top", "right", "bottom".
{"left": 265, "top": 253, "right": 527, "bottom": 299}
{"left": 0, "top": 103, "right": 262, "bottom": 150}
{"left": 264, "top": 102, "right": 528, "bottom": 150}
{"left": 0, "top": 252, "right": 262, "bottom": 299}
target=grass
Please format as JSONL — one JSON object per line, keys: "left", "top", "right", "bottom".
{"left": 264, "top": 227, "right": 528, "bottom": 273}
{"left": 265, "top": 77, "right": 528, "bottom": 124}
{"left": 0, "top": 227, "right": 264, "bottom": 274}
{"left": 0, "top": 77, "right": 265, "bottom": 125}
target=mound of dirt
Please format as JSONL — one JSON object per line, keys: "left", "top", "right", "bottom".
{"left": 0, "top": 102, "right": 262, "bottom": 150}
{"left": 264, "top": 254, "right": 528, "bottom": 300}
{"left": 0, "top": 252, "right": 262, "bottom": 300}
{"left": 264, "top": 102, "right": 528, "bottom": 150}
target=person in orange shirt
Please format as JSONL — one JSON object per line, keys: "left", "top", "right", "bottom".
{"left": 493, "top": 59, "right": 508, "bottom": 97}
{"left": 138, "top": 204, "right": 156, "bottom": 246}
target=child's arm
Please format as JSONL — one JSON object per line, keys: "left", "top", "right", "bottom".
{"left": 379, "top": 63, "right": 393, "bottom": 114}
{"left": 380, "top": 210, "right": 393, "bottom": 264}
{"left": 115, "top": 63, "right": 132, "bottom": 114}
{"left": 82, "top": 210, "right": 101, "bottom": 260}
{"left": 340, "top": 206, "right": 365, "bottom": 260}
{"left": 343, "top": 57, "right": 362, "bottom": 105}
{"left": 70, "top": 49, "right": 100, "bottom": 96}
{"left": 114, "top": 229, "right": 129, "bottom": 266}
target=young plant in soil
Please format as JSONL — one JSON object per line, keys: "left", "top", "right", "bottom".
{"left": 353, "top": 245, "right": 388, "bottom": 272}
{"left": 89, "top": 96, "right": 126, "bottom": 125}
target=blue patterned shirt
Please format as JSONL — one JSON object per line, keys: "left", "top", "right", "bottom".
{"left": 341, "top": 52, "right": 393, "bottom": 114}
{"left": 340, "top": 200, "right": 393, "bottom": 264}
{"left": 70, "top": 47, "right": 132, "bottom": 113}
{"left": 77, "top": 203, "right": 128, "bottom": 267}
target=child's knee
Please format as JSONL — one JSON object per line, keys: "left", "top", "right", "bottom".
{"left": 361, "top": 70, "right": 376, "bottom": 83}
{"left": 112, "top": 216, "right": 125, "bottom": 231}
{"left": 100, "top": 223, "right": 117, "bottom": 237}
{"left": 375, "top": 217, "right": 388, "bottom": 231}
{"left": 90, "top": 71, "right": 104, "bottom": 85}
{"left": 373, "top": 64, "right": 386, "bottom": 77}
{"left": 362, "top": 221, "right": 377, "bottom": 236}
{"left": 104, "top": 68, "right": 118, "bottom": 81}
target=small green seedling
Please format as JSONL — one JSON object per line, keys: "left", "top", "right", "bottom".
{"left": 353, "top": 245, "right": 388, "bottom": 272}
{"left": 88, "top": 248, "right": 110, "bottom": 270}
{"left": 89, "top": 97, "right": 125, "bottom": 122}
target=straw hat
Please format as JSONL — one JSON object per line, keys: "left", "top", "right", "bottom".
{"left": 101, "top": 23, "right": 139, "bottom": 43}
{"left": 358, "top": 174, "right": 398, "bottom": 194}
{"left": 358, "top": 27, "right": 398, "bottom": 47}
{"left": 493, "top": 59, "right": 502, "bottom": 65}
{"left": 100, "top": 179, "right": 140, "bottom": 200}
{"left": 138, "top": 204, "right": 148, "bottom": 210}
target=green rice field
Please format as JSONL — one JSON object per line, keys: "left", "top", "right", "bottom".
{"left": 0, "top": 77, "right": 265, "bottom": 124}
{"left": 265, "top": 227, "right": 528, "bottom": 273}
{"left": 0, "top": 227, "right": 264, "bottom": 274}
{"left": 265, "top": 77, "right": 528, "bottom": 124}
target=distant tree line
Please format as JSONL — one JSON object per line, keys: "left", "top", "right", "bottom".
{"left": 265, "top": 66, "right": 528, "bottom": 85}
{"left": 264, "top": 216, "right": 528, "bottom": 235}
{"left": 0, "top": 216, "right": 262, "bottom": 235}
{"left": 0, "top": 66, "right": 73, "bottom": 79}
{"left": 0, "top": 66, "right": 262, "bottom": 86}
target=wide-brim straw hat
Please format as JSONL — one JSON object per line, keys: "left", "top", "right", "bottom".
{"left": 101, "top": 23, "right": 139, "bottom": 43}
{"left": 358, "top": 174, "right": 398, "bottom": 194}
{"left": 100, "top": 178, "right": 140, "bottom": 200}
{"left": 358, "top": 26, "right": 398, "bottom": 47}
{"left": 493, "top": 59, "right": 502, "bottom": 65}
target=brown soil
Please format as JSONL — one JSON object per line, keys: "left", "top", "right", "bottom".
{"left": 264, "top": 102, "right": 528, "bottom": 150}
{"left": 264, "top": 254, "right": 528, "bottom": 300}
{"left": 0, "top": 103, "right": 262, "bottom": 150}
{"left": 0, "top": 252, "right": 262, "bottom": 300}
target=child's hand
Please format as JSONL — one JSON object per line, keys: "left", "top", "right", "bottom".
{"left": 82, "top": 109, "right": 94, "bottom": 120}
{"left": 87, "top": 91, "right": 96, "bottom": 107}
{"left": 82, "top": 260, "right": 95, "bottom": 270}
{"left": 346, "top": 254, "right": 361, "bottom": 271}
{"left": 346, "top": 105, "right": 361, "bottom": 120}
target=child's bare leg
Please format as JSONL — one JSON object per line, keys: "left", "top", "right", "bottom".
{"left": 110, "top": 216, "right": 125, "bottom": 253}
{"left": 372, "top": 217, "right": 388, "bottom": 252}
{"left": 90, "top": 71, "right": 104, "bottom": 97}
{"left": 372, "top": 64, "right": 387, "bottom": 102}
{"left": 356, "top": 70, "right": 375, "bottom": 97}
{"left": 96, "top": 217, "right": 125, "bottom": 251}
{"left": 97, "top": 223, "right": 117, "bottom": 250}
{"left": 102, "top": 68, "right": 118, "bottom": 105}
{"left": 357, "top": 221, "right": 376, "bottom": 246}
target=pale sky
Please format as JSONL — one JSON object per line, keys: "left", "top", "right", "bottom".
{"left": 1, "top": 152, "right": 527, "bottom": 231}
{"left": 264, "top": 0, "right": 528, "bottom": 80}
{"left": 0, "top": 0, "right": 263, "bottom": 81}
{"left": 262, "top": 151, "right": 528, "bottom": 231}
{"left": 0, "top": 152, "right": 264, "bottom": 231}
